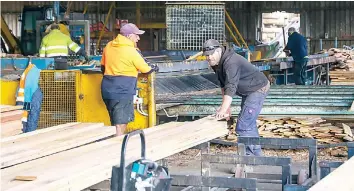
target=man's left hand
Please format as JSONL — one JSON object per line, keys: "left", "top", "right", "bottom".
{"left": 215, "top": 106, "right": 230, "bottom": 120}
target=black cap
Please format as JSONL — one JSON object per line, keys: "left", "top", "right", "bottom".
{"left": 202, "top": 39, "right": 221, "bottom": 56}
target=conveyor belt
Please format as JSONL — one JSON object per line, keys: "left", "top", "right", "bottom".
{"left": 156, "top": 74, "right": 354, "bottom": 117}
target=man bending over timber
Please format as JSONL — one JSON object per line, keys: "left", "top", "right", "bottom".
{"left": 202, "top": 39, "right": 270, "bottom": 156}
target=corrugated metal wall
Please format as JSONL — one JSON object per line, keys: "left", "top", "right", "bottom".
{"left": 1, "top": 1, "right": 353, "bottom": 52}
{"left": 251, "top": 1, "right": 354, "bottom": 52}
{"left": 2, "top": 13, "right": 22, "bottom": 37}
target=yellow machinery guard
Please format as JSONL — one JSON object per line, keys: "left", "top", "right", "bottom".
{"left": 1, "top": 70, "right": 156, "bottom": 131}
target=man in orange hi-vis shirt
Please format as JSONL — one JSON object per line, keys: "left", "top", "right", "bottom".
{"left": 100, "top": 23, "right": 159, "bottom": 136}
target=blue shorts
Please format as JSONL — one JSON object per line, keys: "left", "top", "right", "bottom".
{"left": 103, "top": 98, "right": 134, "bottom": 125}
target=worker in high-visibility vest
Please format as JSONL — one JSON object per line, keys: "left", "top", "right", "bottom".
{"left": 39, "top": 24, "right": 88, "bottom": 70}
{"left": 16, "top": 61, "right": 42, "bottom": 133}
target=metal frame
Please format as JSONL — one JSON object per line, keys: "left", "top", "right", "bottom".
{"left": 171, "top": 175, "right": 257, "bottom": 191}
{"left": 36, "top": 20, "right": 90, "bottom": 56}
{"left": 171, "top": 142, "right": 258, "bottom": 191}
{"left": 237, "top": 137, "right": 318, "bottom": 180}
{"left": 111, "top": 130, "right": 146, "bottom": 191}
{"left": 203, "top": 154, "right": 292, "bottom": 191}
{"left": 319, "top": 142, "right": 354, "bottom": 179}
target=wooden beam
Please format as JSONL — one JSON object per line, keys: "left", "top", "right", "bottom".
{"left": 1, "top": 120, "right": 22, "bottom": 138}
{"left": 1, "top": 123, "right": 112, "bottom": 168}
{"left": 309, "top": 157, "right": 354, "bottom": 191}
{"left": 1, "top": 118, "right": 227, "bottom": 191}
{"left": 1, "top": 110, "right": 23, "bottom": 123}
{"left": 0, "top": 105, "right": 22, "bottom": 113}
{"left": 1, "top": 122, "right": 80, "bottom": 142}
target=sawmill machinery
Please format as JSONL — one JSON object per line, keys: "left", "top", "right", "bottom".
{"left": 1, "top": 2, "right": 90, "bottom": 56}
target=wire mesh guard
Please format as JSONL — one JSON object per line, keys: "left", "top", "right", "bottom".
{"left": 166, "top": 3, "right": 225, "bottom": 50}
{"left": 38, "top": 71, "right": 78, "bottom": 129}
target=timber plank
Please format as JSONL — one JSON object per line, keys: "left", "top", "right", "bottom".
{"left": 1, "top": 122, "right": 80, "bottom": 143}
{"left": 1, "top": 110, "right": 23, "bottom": 123}
{"left": 1, "top": 120, "right": 22, "bottom": 138}
{"left": 1, "top": 118, "right": 227, "bottom": 191}
{"left": 1, "top": 123, "right": 113, "bottom": 168}
{"left": 0, "top": 105, "right": 22, "bottom": 113}
{"left": 309, "top": 157, "right": 354, "bottom": 191}
{"left": 1, "top": 122, "right": 185, "bottom": 168}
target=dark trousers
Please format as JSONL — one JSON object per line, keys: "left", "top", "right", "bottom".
{"left": 293, "top": 61, "right": 308, "bottom": 85}
{"left": 22, "top": 88, "right": 43, "bottom": 133}
{"left": 236, "top": 83, "right": 269, "bottom": 156}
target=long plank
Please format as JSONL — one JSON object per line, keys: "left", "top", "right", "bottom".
{"left": 1, "top": 110, "right": 23, "bottom": 123}
{"left": 1, "top": 120, "right": 22, "bottom": 138}
{"left": 1, "top": 118, "right": 227, "bottom": 191}
{"left": 0, "top": 105, "right": 22, "bottom": 113}
{"left": 1, "top": 122, "right": 189, "bottom": 190}
{"left": 1, "top": 123, "right": 109, "bottom": 168}
{"left": 1, "top": 122, "right": 80, "bottom": 142}
{"left": 309, "top": 157, "right": 354, "bottom": 191}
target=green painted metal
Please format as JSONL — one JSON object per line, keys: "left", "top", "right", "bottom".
{"left": 157, "top": 85, "right": 354, "bottom": 117}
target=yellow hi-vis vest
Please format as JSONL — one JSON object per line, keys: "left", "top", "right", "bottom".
{"left": 16, "top": 63, "right": 35, "bottom": 122}
{"left": 39, "top": 29, "right": 81, "bottom": 57}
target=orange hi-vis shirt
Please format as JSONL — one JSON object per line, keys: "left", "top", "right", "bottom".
{"left": 101, "top": 34, "right": 151, "bottom": 77}
{"left": 100, "top": 34, "right": 152, "bottom": 99}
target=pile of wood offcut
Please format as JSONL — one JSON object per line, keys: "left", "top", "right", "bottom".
{"left": 225, "top": 117, "right": 354, "bottom": 144}
{"left": 327, "top": 48, "right": 354, "bottom": 85}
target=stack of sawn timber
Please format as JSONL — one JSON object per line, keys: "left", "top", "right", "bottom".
{"left": 326, "top": 48, "right": 354, "bottom": 85}
{"left": 1, "top": 117, "right": 227, "bottom": 191}
{"left": 225, "top": 117, "right": 354, "bottom": 144}
{"left": 1, "top": 105, "right": 23, "bottom": 138}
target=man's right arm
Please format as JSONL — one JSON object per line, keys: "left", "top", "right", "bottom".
{"left": 133, "top": 50, "right": 155, "bottom": 74}
{"left": 100, "top": 49, "right": 106, "bottom": 74}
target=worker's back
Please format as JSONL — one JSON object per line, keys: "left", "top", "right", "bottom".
{"left": 101, "top": 34, "right": 151, "bottom": 99}
{"left": 39, "top": 29, "right": 80, "bottom": 57}
{"left": 101, "top": 34, "right": 150, "bottom": 78}
{"left": 287, "top": 32, "right": 308, "bottom": 62}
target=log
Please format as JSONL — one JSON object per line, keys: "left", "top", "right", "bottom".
{"left": 1, "top": 117, "right": 227, "bottom": 191}
{"left": 309, "top": 157, "right": 354, "bottom": 191}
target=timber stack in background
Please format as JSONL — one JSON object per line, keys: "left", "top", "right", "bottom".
{"left": 325, "top": 48, "right": 354, "bottom": 85}
{"left": 224, "top": 117, "right": 354, "bottom": 144}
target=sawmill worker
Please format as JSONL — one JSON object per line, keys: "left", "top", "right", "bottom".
{"left": 100, "top": 23, "right": 159, "bottom": 136}
{"left": 16, "top": 61, "right": 43, "bottom": 133}
{"left": 284, "top": 27, "right": 309, "bottom": 85}
{"left": 39, "top": 24, "right": 88, "bottom": 70}
{"left": 202, "top": 39, "right": 270, "bottom": 156}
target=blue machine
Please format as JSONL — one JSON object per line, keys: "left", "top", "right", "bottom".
{"left": 0, "top": 56, "right": 96, "bottom": 77}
